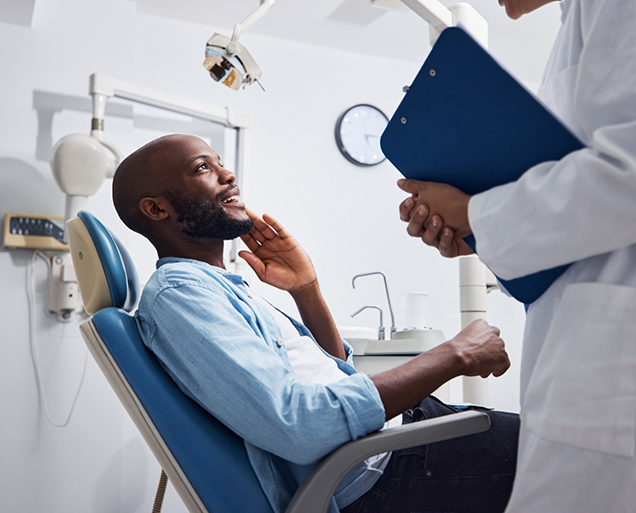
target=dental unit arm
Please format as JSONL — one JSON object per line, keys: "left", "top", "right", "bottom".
{"left": 47, "top": 81, "right": 124, "bottom": 321}
{"left": 400, "top": 0, "right": 488, "bottom": 47}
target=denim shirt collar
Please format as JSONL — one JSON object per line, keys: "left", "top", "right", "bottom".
{"left": 157, "top": 256, "right": 246, "bottom": 286}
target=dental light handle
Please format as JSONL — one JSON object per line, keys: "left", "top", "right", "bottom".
{"left": 230, "top": 0, "right": 275, "bottom": 44}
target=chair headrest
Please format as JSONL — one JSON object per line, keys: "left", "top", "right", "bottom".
{"left": 66, "top": 211, "right": 139, "bottom": 315}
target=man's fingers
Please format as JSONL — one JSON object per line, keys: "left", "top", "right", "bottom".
{"left": 251, "top": 215, "right": 278, "bottom": 240}
{"left": 492, "top": 358, "right": 511, "bottom": 377}
{"left": 237, "top": 250, "right": 265, "bottom": 277}
{"left": 244, "top": 208, "right": 280, "bottom": 240}
{"left": 262, "top": 213, "right": 291, "bottom": 239}
{"left": 240, "top": 232, "right": 260, "bottom": 253}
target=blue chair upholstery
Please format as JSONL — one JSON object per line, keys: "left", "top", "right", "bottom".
{"left": 68, "top": 211, "right": 491, "bottom": 513}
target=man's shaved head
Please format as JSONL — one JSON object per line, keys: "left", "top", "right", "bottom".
{"left": 112, "top": 134, "right": 178, "bottom": 235}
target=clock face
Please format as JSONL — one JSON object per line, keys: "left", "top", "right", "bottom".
{"left": 335, "top": 104, "right": 389, "bottom": 166}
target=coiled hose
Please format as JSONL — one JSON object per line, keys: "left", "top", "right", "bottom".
{"left": 152, "top": 470, "right": 169, "bottom": 513}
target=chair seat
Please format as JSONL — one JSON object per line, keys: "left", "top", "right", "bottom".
{"left": 85, "top": 307, "right": 274, "bottom": 513}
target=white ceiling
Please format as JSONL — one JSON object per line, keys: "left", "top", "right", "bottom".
{"left": 0, "top": 0, "right": 563, "bottom": 85}
{"left": 0, "top": 0, "right": 36, "bottom": 26}
{"left": 135, "top": 0, "right": 564, "bottom": 85}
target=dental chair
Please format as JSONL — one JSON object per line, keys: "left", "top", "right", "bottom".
{"left": 66, "top": 210, "right": 491, "bottom": 513}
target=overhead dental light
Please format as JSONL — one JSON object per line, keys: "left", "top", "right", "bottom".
{"left": 203, "top": 0, "right": 274, "bottom": 91}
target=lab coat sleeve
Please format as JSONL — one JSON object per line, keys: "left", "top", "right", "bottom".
{"left": 140, "top": 281, "right": 386, "bottom": 466}
{"left": 469, "top": 0, "right": 636, "bottom": 281}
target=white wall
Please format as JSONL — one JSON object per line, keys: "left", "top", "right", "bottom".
{"left": 0, "top": 1, "right": 555, "bottom": 511}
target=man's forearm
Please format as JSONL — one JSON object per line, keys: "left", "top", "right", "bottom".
{"left": 370, "top": 343, "right": 464, "bottom": 419}
{"left": 290, "top": 281, "right": 347, "bottom": 361}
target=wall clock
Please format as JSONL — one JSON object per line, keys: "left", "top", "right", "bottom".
{"left": 335, "top": 104, "right": 388, "bottom": 166}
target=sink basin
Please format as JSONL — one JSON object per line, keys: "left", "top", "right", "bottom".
{"left": 337, "top": 326, "right": 378, "bottom": 339}
{"left": 337, "top": 326, "right": 378, "bottom": 355}
{"left": 365, "top": 329, "right": 446, "bottom": 355}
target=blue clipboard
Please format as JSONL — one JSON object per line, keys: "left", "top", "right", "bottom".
{"left": 380, "top": 26, "right": 585, "bottom": 304}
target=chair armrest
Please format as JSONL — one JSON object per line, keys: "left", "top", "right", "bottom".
{"left": 286, "top": 410, "right": 490, "bottom": 513}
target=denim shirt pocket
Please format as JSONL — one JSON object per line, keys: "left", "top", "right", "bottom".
{"left": 523, "top": 282, "right": 636, "bottom": 457}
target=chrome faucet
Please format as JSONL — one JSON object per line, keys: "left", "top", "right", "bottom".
{"left": 351, "top": 305, "right": 385, "bottom": 340}
{"left": 352, "top": 272, "right": 396, "bottom": 338}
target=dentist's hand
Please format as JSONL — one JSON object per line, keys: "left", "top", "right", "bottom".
{"left": 408, "top": 205, "right": 475, "bottom": 258}
{"left": 398, "top": 179, "right": 472, "bottom": 245}
{"left": 239, "top": 209, "right": 317, "bottom": 294}
{"left": 398, "top": 179, "right": 473, "bottom": 256}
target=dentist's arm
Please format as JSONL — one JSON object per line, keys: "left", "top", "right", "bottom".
{"left": 239, "top": 209, "right": 346, "bottom": 361}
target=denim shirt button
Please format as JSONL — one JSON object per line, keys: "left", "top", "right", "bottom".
{"left": 277, "top": 338, "right": 284, "bottom": 347}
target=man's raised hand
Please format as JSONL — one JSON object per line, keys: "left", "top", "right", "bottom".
{"left": 238, "top": 209, "right": 317, "bottom": 293}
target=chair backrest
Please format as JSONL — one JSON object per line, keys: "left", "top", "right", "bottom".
{"left": 67, "top": 211, "right": 274, "bottom": 513}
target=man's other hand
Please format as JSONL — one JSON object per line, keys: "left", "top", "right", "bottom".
{"left": 446, "top": 319, "right": 510, "bottom": 379}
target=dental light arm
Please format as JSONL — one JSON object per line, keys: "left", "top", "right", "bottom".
{"left": 401, "top": 0, "right": 488, "bottom": 47}
{"left": 230, "top": 0, "right": 274, "bottom": 44}
{"left": 203, "top": 0, "right": 275, "bottom": 90}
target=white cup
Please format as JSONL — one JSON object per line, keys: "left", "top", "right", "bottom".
{"left": 401, "top": 292, "right": 429, "bottom": 329}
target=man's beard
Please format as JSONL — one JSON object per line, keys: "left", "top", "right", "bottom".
{"left": 163, "top": 190, "right": 253, "bottom": 240}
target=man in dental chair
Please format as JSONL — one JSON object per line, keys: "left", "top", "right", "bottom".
{"left": 112, "top": 134, "right": 519, "bottom": 513}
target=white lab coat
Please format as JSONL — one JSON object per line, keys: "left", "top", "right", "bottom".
{"left": 468, "top": 0, "right": 636, "bottom": 510}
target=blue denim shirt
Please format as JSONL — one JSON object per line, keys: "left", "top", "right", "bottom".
{"left": 135, "top": 258, "right": 387, "bottom": 513}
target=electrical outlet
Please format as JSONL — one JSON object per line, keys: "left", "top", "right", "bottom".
{"left": 2, "top": 212, "right": 68, "bottom": 251}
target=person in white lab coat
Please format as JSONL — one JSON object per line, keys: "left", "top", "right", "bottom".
{"left": 397, "top": 0, "right": 636, "bottom": 511}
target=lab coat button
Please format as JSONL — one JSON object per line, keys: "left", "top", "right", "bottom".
{"left": 277, "top": 338, "right": 284, "bottom": 347}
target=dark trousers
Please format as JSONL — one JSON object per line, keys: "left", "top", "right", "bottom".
{"left": 341, "top": 396, "right": 520, "bottom": 513}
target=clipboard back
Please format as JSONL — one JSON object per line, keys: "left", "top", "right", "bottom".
{"left": 381, "top": 27, "right": 584, "bottom": 304}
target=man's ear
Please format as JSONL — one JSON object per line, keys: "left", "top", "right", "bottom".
{"left": 139, "top": 197, "right": 170, "bottom": 222}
